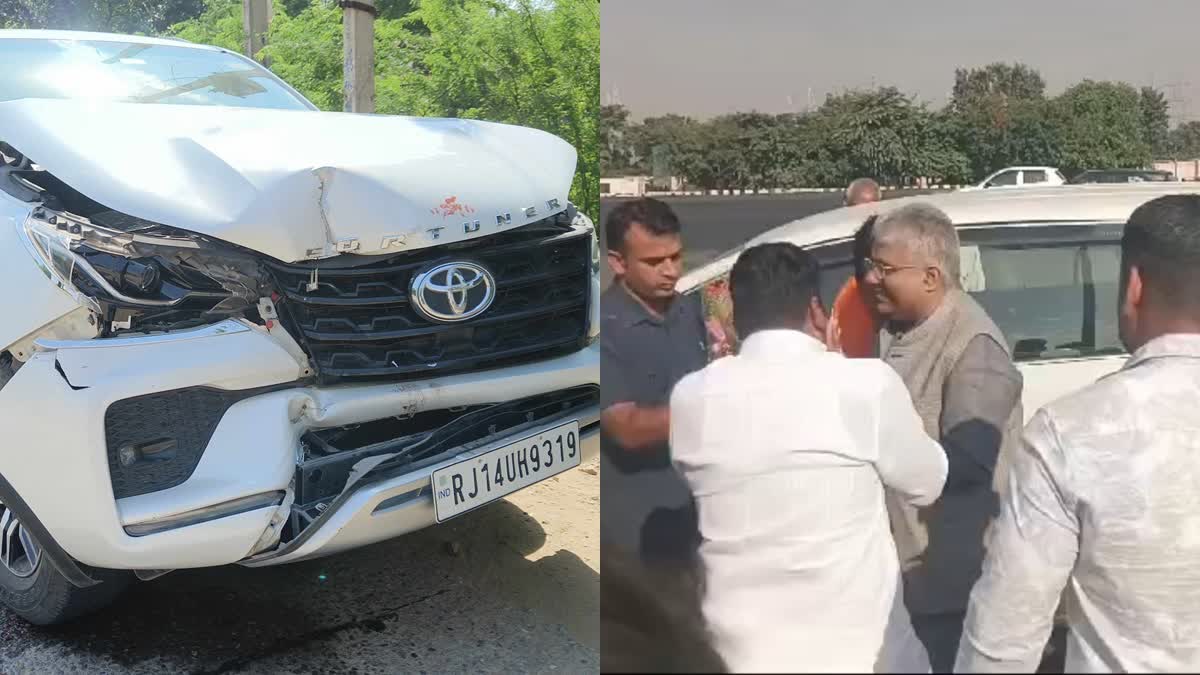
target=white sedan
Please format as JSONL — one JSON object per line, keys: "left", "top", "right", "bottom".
{"left": 960, "top": 166, "right": 1067, "bottom": 191}
{"left": 679, "top": 183, "right": 1200, "bottom": 421}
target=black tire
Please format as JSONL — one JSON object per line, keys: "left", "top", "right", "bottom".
{"left": 0, "top": 521, "right": 133, "bottom": 626}
{"left": 1, "top": 355, "right": 133, "bottom": 624}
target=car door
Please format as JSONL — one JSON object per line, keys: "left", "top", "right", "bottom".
{"left": 957, "top": 223, "right": 1128, "bottom": 421}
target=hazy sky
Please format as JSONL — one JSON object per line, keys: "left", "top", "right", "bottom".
{"left": 602, "top": 0, "right": 1200, "bottom": 124}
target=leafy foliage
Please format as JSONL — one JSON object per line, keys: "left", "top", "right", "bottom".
{"left": 1139, "top": 86, "right": 1171, "bottom": 157}
{"left": 1054, "top": 80, "right": 1150, "bottom": 173}
{"left": 951, "top": 62, "right": 1046, "bottom": 110}
{"left": 1170, "top": 121, "right": 1200, "bottom": 158}
{"left": 604, "top": 63, "right": 1190, "bottom": 189}
{"left": 381, "top": 0, "right": 600, "bottom": 219}
{"left": 1, "top": 0, "right": 205, "bottom": 33}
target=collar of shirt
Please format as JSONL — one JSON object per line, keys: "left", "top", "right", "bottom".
{"left": 1126, "top": 333, "right": 1200, "bottom": 369}
{"left": 605, "top": 283, "right": 685, "bottom": 328}
{"left": 738, "top": 328, "right": 827, "bottom": 359}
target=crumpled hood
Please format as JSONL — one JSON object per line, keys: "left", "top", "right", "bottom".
{"left": 0, "top": 99, "right": 577, "bottom": 262}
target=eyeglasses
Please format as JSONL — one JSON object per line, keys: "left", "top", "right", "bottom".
{"left": 861, "top": 258, "right": 922, "bottom": 278}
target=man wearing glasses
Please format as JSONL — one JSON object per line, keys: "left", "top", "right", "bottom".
{"left": 862, "top": 203, "right": 1023, "bottom": 672}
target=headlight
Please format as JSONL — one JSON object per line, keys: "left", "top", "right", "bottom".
{"left": 19, "top": 208, "right": 262, "bottom": 334}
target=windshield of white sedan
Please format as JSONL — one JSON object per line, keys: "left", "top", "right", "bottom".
{"left": 0, "top": 39, "right": 310, "bottom": 110}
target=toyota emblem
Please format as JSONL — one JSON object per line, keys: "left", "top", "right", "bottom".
{"left": 410, "top": 261, "right": 497, "bottom": 322}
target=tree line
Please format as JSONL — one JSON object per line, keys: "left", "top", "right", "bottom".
{"left": 3, "top": 0, "right": 600, "bottom": 222}
{"left": 602, "top": 63, "right": 1200, "bottom": 190}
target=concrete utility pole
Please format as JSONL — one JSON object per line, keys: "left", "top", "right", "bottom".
{"left": 342, "top": 0, "right": 377, "bottom": 113}
{"left": 242, "top": 0, "right": 273, "bottom": 66}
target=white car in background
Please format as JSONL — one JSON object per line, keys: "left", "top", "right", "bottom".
{"left": 0, "top": 30, "right": 600, "bottom": 624}
{"left": 680, "top": 183, "right": 1200, "bottom": 423}
{"left": 961, "top": 166, "right": 1067, "bottom": 191}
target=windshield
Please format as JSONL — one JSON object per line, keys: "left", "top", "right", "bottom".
{"left": 0, "top": 38, "right": 312, "bottom": 110}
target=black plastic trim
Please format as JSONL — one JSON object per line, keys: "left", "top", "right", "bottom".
{"left": 105, "top": 381, "right": 301, "bottom": 499}
{"left": 264, "top": 218, "right": 592, "bottom": 384}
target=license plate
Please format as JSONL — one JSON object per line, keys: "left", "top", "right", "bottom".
{"left": 432, "top": 420, "right": 581, "bottom": 522}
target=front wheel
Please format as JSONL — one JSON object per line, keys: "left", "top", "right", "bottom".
{"left": 0, "top": 498, "right": 132, "bottom": 625}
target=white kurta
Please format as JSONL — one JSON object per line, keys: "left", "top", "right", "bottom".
{"left": 670, "top": 329, "right": 948, "bottom": 673}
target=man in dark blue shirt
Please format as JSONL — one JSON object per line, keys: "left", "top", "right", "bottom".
{"left": 600, "top": 198, "right": 709, "bottom": 564}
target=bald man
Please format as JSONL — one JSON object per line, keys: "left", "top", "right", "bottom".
{"left": 845, "top": 177, "right": 882, "bottom": 207}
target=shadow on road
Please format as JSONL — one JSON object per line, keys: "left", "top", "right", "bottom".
{"left": 1, "top": 499, "right": 597, "bottom": 673}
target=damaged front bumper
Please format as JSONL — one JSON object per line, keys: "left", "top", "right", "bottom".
{"left": 0, "top": 318, "right": 598, "bottom": 572}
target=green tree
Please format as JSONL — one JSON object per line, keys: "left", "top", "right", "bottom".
{"left": 169, "top": 0, "right": 244, "bottom": 50}
{"left": 1168, "top": 121, "right": 1200, "bottom": 158}
{"left": 1053, "top": 80, "right": 1150, "bottom": 173}
{"left": 815, "top": 87, "right": 967, "bottom": 186}
{"left": 727, "top": 111, "right": 807, "bottom": 190}
{"left": 600, "top": 104, "right": 632, "bottom": 175}
{"left": 1, "top": 0, "right": 205, "bottom": 33}
{"left": 949, "top": 62, "right": 1054, "bottom": 179}
{"left": 1139, "top": 86, "right": 1171, "bottom": 157}
{"left": 951, "top": 96, "right": 1062, "bottom": 179}
{"left": 382, "top": 0, "right": 600, "bottom": 220}
{"left": 627, "top": 113, "right": 702, "bottom": 181}
{"left": 951, "top": 62, "right": 1046, "bottom": 111}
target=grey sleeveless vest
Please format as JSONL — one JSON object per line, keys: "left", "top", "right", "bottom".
{"left": 880, "top": 289, "right": 1023, "bottom": 616}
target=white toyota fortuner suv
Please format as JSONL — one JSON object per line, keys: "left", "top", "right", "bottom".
{"left": 0, "top": 30, "right": 600, "bottom": 624}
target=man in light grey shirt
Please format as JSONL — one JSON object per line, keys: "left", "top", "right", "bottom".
{"left": 956, "top": 194, "right": 1200, "bottom": 672}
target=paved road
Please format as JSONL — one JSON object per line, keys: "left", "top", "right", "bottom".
{"left": 1, "top": 457, "right": 599, "bottom": 674}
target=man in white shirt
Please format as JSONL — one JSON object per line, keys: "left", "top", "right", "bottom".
{"left": 955, "top": 194, "right": 1200, "bottom": 673}
{"left": 670, "top": 242, "right": 949, "bottom": 672}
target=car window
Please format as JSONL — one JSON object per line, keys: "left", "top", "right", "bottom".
{"left": 691, "top": 232, "right": 1123, "bottom": 364}
{"left": 0, "top": 38, "right": 312, "bottom": 110}
{"left": 986, "top": 171, "right": 1019, "bottom": 187}
{"left": 814, "top": 238, "right": 1123, "bottom": 362}
{"left": 1022, "top": 170, "right": 1047, "bottom": 184}
{"left": 966, "top": 241, "right": 1122, "bottom": 361}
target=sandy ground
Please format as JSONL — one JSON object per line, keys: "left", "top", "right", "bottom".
{"left": 0, "top": 457, "right": 599, "bottom": 674}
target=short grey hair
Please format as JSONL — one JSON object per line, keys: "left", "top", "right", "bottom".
{"left": 845, "top": 178, "right": 881, "bottom": 206}
{"left": 873, "top": 203, "right": 961, "bottom": 287}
